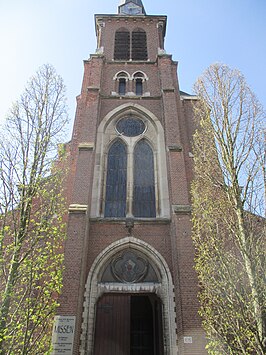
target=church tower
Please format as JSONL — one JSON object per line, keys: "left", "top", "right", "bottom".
{"left": 55, "top": 1, "right": 207, "bottom": 354}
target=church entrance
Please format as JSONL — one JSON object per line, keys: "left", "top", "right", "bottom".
{"left": 94, "top": 293, "right": 163, "bottom": 355}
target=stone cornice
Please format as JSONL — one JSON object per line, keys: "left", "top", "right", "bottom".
{"left": 89, "top": 217, "right": 171, "bottom": 224}
{"left": 100, "top": 94, "right": 162, "bottom": 100}
{"left": 78, "top": 143, "right": 94, "bottom": 151}
{"left": 172, "top": 205, "right": 192, "bottom": 214}
{"left": 69, "top": 204, "right": 88, "bottom": 214}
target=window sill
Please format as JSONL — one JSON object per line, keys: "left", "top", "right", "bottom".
{"left": 90, "top": 217, "right": 171, "bottom": 224}
{"left": 108, "top": 60, "right": 156, "bottom": 65}
{"left": 101, "top": 94, "right": 161, "bottom": 100}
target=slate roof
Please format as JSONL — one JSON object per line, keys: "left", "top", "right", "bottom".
{"left": 119, "top": 0, "right": 144, "bottom": 6}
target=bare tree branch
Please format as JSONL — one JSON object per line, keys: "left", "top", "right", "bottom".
{"left": 192, "top": 63, "right": 266, "bottom": 354}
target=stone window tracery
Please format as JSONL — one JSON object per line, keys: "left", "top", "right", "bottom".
{"left": 90, "top": 105, "right": 170, "bottom": 220}
{"left": 116, "top": 116, "right": 145, "bottom": 136}
{"left": 101, "top": 249, "right": 160, "bottom": 283}
{"left": 104, "top": 117, "right": 156, "bottom": 218}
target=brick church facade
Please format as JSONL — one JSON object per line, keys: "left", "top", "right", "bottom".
{"left": 56, "top": 1, "right": 207, "bottom": 354}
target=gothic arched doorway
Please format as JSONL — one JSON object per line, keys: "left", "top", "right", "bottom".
{"left": 80, "top": 238, "right": 178, "bottom": 355}
{"left": 94, "top": 293, "right": 163, "bottom": 355}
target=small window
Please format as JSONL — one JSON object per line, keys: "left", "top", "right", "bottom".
{"left": 133, "top": 72, "right": 145, "bottom": 96}
{"left": 118, "top": 78, "right": 126, "bottom": 95}
{"left": 132, "top": 29, "right": 148, "bottom": 60}
{"left": 136, "top": 79, "right": 143, "bottom": 96}
{"left": 115, "top": 72, "right": 129, "bottom": 95}
{"left": 114, "top": 29, "right": 130, "bottom": 60}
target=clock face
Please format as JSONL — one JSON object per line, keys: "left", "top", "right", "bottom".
{"left": 121, "top": 3, "right": 142, "bottom": 15}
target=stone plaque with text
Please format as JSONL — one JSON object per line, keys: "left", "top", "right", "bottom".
{"left": 51, "top": 316, "right": 76, "bottom": 355}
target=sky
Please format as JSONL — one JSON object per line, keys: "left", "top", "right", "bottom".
{"left": 0, "top": 0, "right": 265, "bottom": 138}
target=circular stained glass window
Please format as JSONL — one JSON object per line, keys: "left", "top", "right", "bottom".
{"left": 116, "top": 117, "right": 145, "bottom": 137}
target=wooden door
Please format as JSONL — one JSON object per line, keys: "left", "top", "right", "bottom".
{"left": 94, "top": 294, "right": 163, "bottom": 355}
{"left": 94, "top": 294, "right": 131, "bottom": 355}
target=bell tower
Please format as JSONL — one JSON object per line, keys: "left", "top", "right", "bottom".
{"left": 55, "top": 1, "right": 208, "bottom": 354}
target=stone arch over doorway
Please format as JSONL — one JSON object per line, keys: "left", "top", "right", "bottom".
{"left": 79, "top": 237, "right": 178, "bottom": 355}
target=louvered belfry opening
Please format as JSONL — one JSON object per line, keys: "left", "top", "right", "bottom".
{"left": 114, "top": 28, "right": 148, "bottom": 61}
{"left": 114, "top": 29, "right": 130, "bottom": 60}
{"left": 132, "top": 29, "right": 147, "bottom": 60}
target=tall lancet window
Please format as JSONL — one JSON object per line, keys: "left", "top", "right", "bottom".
{"left": 104, "top": 140, "right": 127, "bottom": 217}
{"left": 133, "top": 140, "right": 156, "bottom": 217}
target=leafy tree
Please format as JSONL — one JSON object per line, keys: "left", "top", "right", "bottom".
{"left": 0, "top": 64, "right": 68, "bottom": 354}
{"left": 192, "top": 63, "right": 266, "bottom": 354}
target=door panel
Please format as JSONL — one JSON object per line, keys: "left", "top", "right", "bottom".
{"left": 94, "top": 294, "right": 130, "bottom": 355}
{"left": 94, "top": 294, "right": 163, "bottom": 355}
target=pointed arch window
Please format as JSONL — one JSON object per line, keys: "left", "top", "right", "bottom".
{"left": 91, "top": 111, "right": 170, "bottom": 220}
{"left": 104, "top": 140, "right": 127, "bottom": 217}
{"left": 104, "top": 119, "right": 157, "bottom": 218}
{"left": 133, "top": 140, "right": 156, "bottom": 217}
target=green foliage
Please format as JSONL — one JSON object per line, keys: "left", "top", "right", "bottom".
{"left": 0, "top": 177, "right": 66, "bottom": 354}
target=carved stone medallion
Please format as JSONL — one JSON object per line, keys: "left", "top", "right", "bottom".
{"left": 111, "top": 251, "right": 148, "bottom": 283}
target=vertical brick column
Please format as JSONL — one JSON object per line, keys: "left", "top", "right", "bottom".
{"left": 57, "top": 55, "right": 104, "bottom": 354}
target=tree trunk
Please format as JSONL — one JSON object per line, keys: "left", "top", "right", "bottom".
{"left": 0, "top": 247, "right": 21, "bottom": 354}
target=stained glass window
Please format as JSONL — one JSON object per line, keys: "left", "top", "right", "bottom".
{"left": 104, "top": 140, "right": 127, "bottom": 217}
{"left": 133, "top": 140, "right": 156, "bottom": 217}
{"left": 116, "top": 117, "right": 145, "bottom": 137}
{"left": 101, "top": 250, "right": 160, "bottom": 283}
